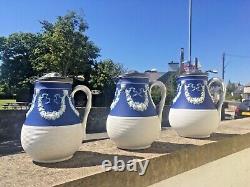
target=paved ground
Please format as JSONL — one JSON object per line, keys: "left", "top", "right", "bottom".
{"left": 1, "top": 118, "right": 250, "bottom": 186}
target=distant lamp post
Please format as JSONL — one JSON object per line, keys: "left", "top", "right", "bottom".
{"left": 188, "top": 0, "right": 192, "bottom": 65}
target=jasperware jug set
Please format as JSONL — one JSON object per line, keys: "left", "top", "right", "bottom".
{"left": 21, "top": 63, "right": 225, "bottom": 163}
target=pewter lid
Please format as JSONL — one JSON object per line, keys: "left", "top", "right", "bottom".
{"left": 180, "top": 71, "right": 208, "bottom": 76}
{"left": 119, "top": 70, "right": 148, "bottom": 79}
{"left": 37, "top": 72, "right": 73, "bottom": 84}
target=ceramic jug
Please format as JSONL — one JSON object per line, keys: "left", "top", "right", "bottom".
{"left": 169, "top": 73, "right": 225, "bottom": 138}
{"left": 21, "top": 73, "right": 92, "bottom": 163}
{"left": 106, "top": 72, "right": 166, "bottom": 149}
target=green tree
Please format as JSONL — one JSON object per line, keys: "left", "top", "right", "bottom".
{"left": 226, "top": 80, "right": 236, "bottom": 95}
{"left": 225, "top": 80, "right": 242, "bottom": 101}
{"left": 165, "top": 72, "right": 177, "bottom": 105}
{"left": 151, "top": 71, "right": 177, "bottom": 105}
{"left": 89, "top": 59, "right": 125, "bottom": 90}
{"left": 0, "top": 33, "right": 40, "bottom": 96}
{"left": 32, "top": 11, "right": 100, "bottom": 77}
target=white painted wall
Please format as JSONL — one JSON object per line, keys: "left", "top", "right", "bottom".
{"left": 244, "top": 87, "right": 250, "bottom": 94}
{"left": 150, "top": 148, "right": 250, "bottom": 187}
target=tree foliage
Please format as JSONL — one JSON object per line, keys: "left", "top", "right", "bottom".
{"left": 0, "top": 11, "right": 127, "bottom": 103}
{"left": 0, "top": 11, "right": 103, "bottom": 99}
{"left": 151, "top": 72, "right": 177, "bottom": 105}
{"left": 32, "top": 11, "right": 100, "bottom": 76}
{"left": 0, "top": 33, "right": 40, "bottom": 95}
{"left": 89, "top": 59, "right": 125, "bottom": 91}
{"left": 226, "top": 80, "right": 237, "bottom": 95}
{"left": 225, "top": 80, "right": 242, "bottom": 101}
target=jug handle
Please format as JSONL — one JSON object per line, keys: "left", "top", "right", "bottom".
{"left": 149, "top": 81, "right": 167, "bottom": 122}
{"left": 208, "top": 77, "right": 226, "bottom": 119}
{"left": 71, "top": 85, "right": 92, "bottom": 137}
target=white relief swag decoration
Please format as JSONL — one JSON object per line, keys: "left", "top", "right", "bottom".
{"left": 68, "top": 96, "right": 80, "bottom": 116}
{"left": 172, "top": 81, "right": 184, "bottom": 104}
{"left": 125, "top": 85, "right": 149, "bottom": 111}
{"left": 206, "top": 84, "right": 216, "bottom": 103}
{"left": 110, "top": 88, "right": 121, "bottom": 110}
{"left": 38, "top": 90, "right": 68, "bottom": 120}
{"left": 26, "top": 89, "right": 39, "bottom": 117}
{"left": 184, "top": 83, "right": 205, "bottom": 104}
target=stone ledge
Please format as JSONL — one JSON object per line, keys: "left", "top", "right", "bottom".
{"left": 1, "top": 118, "right": 250, "bottom": 187}
{"left": 0, "top": 106, "right": 170, "bottom": 141}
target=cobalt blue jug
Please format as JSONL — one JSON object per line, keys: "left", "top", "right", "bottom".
{"left": 106, "top": 71, "right": 166, "bottom": 149}
{"left": 169, "top": 73, "right": 225, "bottom": 138}
{"left": 21, "top": 73, "right": 92, "bottom": 163}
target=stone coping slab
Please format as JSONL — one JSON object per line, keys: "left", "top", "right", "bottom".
{"left": 1, "top": 118, "right": 250, "bottom": 187}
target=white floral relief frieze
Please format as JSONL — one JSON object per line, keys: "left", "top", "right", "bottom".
{"left": 172, "top": 82, "right": 183, "bottom": 104}
{"left": 37, "top": 90, "right": 68, "bottom": 120}
{"left": 68, "top": 96, "right": 80, "bottom": 116}
{"left": 26, "top": 89, "right": 79, "bottom": 120}
{"left": 206, "top": 85, "right": 215, "bottom": 103}
{"left": 26, "top": 89, "right": 39, "bottom": 117}
{"left": 110, "top": 88, "right": 121, "bottom": 110}
{"left": 125, "top": 85, "right": 149, "bottom": 111}
{"left": 184, "top": 83, "right": 205, "bottom": 105}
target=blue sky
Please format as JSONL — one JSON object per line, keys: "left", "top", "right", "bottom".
{"left": 0, "top": 0, "right": 250, "bottom": 83}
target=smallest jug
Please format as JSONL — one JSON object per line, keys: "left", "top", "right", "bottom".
{"left": 169, "top": 72, "right": 226, "bottom": 138}
{"left": 106, "top": 71, "right": 166, "bottom": 150}
{"left": 21, "top": 73, "right": 92, "bottom": 163}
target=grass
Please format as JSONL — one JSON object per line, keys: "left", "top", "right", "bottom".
{"left": 0, "top": 99, "right": 16, "bottom": 110}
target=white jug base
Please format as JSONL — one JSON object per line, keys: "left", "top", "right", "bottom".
{"left": 33, "top": 155, "right": 73, "bottom": 163}
{"left": 169, "top": 108, "right": 219, "bottom": 138}
{"left": 107, "top": 115, "right": 160, "bottom": 150}
{"left": 21, "top": 124, "right": 83, "bottom": 163}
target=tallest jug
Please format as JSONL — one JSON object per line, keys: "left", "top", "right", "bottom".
{"left": 169, "top": 66, "right": 226, "bottom": 138}
{"left": 21, "top": 73, "right": 92, "bottom": 163}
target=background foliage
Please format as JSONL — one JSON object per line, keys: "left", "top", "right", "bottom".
{"left": 32, "top": 12, "right": 100, "bottom": 77}
{"left": 0, "top": 11, "right": 182, "bottom": 106}
{"left": 90, "top": 59, "right": 125, "bottom": 91}
{"left": 0, "top": 11, "right": 123, "bottom": 104}
{"left": 225, "top": 80, "right": 242, "bottom": 101}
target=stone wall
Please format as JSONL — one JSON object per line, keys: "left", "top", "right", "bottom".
{"left": 0, "top": 106, "right": 170, "bottom": 142}
{"left": 0, "top": 110, "right": 27, "bottom": 141}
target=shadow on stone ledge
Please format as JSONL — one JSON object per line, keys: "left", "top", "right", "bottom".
{"left": 34, "top": 151, "right": 144, "bottom": 168}
{"left": 124, "top": 141, "right": 197, "bottom": 154}
{"left": 196, "top": 133, "right": 239, "bottom": 141}
{"left": 123, "top": 133, "right": 239, "bottom": 154}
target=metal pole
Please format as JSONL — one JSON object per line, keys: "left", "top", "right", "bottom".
{"left": 222, "top": 53, "right": 225, "bottom": 80}
{"left": 179, "top": 48, "right": 184, "bottom": 74}
{"left": 188, "top": 0, "right": 192, "bottom": 65}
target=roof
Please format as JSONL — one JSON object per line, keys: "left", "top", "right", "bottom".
{"left": 144, "top": 71, "right": 177, "bottom": 83}
{"left": 158, "top": 71, "right": 176, "bottom": 83}
{"left": 234, "top": 85, "right": 244, "bottom": 94}
{"left": 245, "top": 82, "right": 250, "bottom": 87}
{"left": 144, "top": 71, "right": 166, "bottom": 82}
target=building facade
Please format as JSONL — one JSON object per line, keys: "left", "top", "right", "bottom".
{"left": 243, "top": 83, "right": 250, "bottom": 100}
